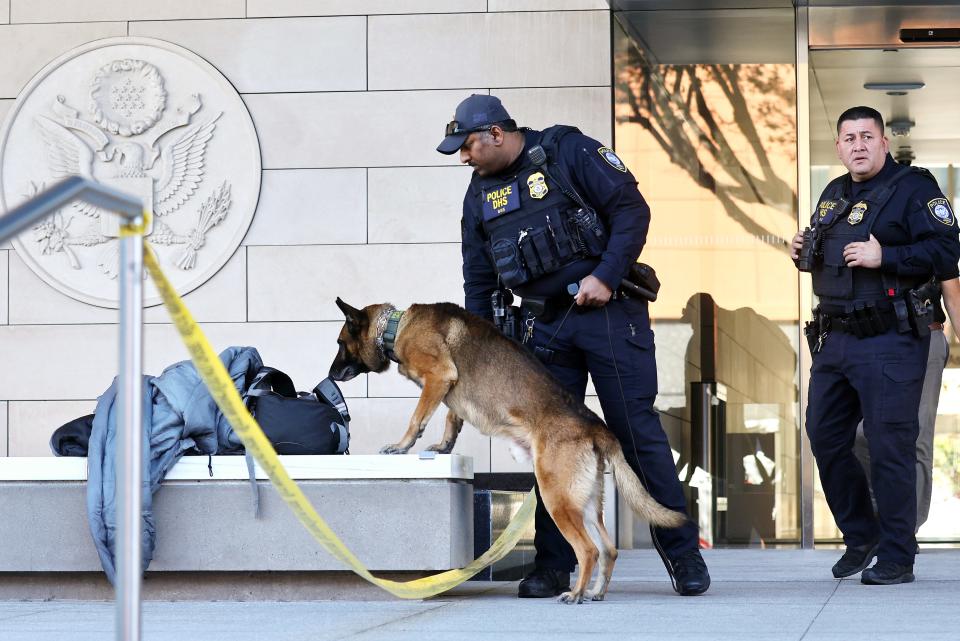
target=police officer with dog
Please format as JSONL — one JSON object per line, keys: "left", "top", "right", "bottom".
{"left": 792, "top": 106, "right": 960, "bottom": 585}
{"left": 437, "top": 94, "right": 710, "bottom": 598}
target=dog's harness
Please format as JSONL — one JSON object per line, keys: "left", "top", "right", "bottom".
{"left": 375, "top": 306, "right": 405, "bottom": 363}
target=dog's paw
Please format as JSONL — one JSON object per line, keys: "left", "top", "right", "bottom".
{"left": 584, "top": 590, "right": 604, "bottom": 602}
{"left": 379, "top": 443, "right": 410, "bottom": 454}
{"left": 557, "top": 591, "right": 584, "bottom": 605}
{"left": 425, "top": 442, "right": 454, "bottom": 454}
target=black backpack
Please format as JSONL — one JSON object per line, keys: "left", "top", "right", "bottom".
{"left": 243, "top": 367, "right": 350, "bottom": 455}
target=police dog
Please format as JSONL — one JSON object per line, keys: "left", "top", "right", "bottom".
{"left": 329, "top": 298, "right": 685, "bottom": 603}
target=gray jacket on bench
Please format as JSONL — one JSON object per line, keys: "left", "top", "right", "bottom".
{"left": 87, "top": 346, "right": 263, "bottom": 583}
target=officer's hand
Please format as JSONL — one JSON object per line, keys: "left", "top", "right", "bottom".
{"left": 575, "top": 275, "right": 613, "bottom": 307}
{"left": 843, "top": 234, "right": 882, "bottom": 268}
{"left": 790, "top": 231, "right": 804, "bottom": 260}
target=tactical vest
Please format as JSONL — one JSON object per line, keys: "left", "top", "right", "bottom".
{"left": 472, "top": 126, "right": 606, "bottom": 296}
{"left": 811, "top": 165, "right": 926, "bottom": 308}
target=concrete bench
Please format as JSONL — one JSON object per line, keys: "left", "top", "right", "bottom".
{"left": 0, "top": 454, "right": 474, "bottom": 600}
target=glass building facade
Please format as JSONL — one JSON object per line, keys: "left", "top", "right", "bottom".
{"left": 612, "top": 2, "right": 960, "bottom": 547}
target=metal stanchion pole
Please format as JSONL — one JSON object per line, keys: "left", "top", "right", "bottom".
{"left": 116, "top": 221, "right": 144, "bottom": 641}
{"left": 0, "top": 177, "right": 144, "bottom": 640}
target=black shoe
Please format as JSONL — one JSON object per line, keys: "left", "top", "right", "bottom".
{"left": 517, "top": 567, "right": 571, "bottom": 598}
{"left": 861, "top": 561, "right": 915, "bottom": 585}
{"left": 669, "top": 549, "right": 710, "bottom": 596}
{"left": 831, "top": 541, "right": 879, "bottom": 578}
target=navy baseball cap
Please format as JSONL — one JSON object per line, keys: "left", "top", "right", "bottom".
{"left": 436, "top": 94, "right": 514, "bottom": 155}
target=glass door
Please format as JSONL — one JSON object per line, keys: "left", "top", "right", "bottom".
{"left": 612, "top": 6, "right": 802, "bottom": 546}
{"left": 807, "top": 2, "right": 960, "bottom": 544}
{"left": 809, "top": 48, "right": 960, "bottom": 542}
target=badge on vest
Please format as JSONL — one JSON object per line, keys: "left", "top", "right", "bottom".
{"left": 482, "top": 181, "right": 520, "bottom": 221}
{"left": 598, "top": 146, "right": 627, "bottom": 173}
{"left": 927, "top": 197, "right": 955, "bottom": 226}
{"left": 847, "top": 201, "right": 868, "bottom": 225}
{"left": 527, "top": 172, "right": 548, "bottom": 199}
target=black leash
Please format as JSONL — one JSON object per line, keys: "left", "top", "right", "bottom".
{"left": 541, "top": 299, "right": 577, "bottom": 351}
{"left": 603, "top": 305, "right": 681, "bottom": 587}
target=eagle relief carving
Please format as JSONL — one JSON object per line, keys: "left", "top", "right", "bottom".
{"left": 31, "top": 58, "right": 231, "bottom": 278}
{"left": 0, "top": 37, "right": 261, "bottom": 308}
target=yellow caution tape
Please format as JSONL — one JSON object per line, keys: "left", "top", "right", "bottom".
{"left": 140, "top": 236, "right": 536, "bottom": 599}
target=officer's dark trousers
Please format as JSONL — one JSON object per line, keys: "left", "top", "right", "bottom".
{"left": 527, "top": 296, "right": 699, "bottom": 572}
{"left": 806, "top": 328, "right": 929, "bottom": 566}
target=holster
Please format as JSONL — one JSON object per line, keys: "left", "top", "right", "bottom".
{"left": 500, "top": 305, "right": 523, "bottom": 341}
{"left": 803, "top": 319, "right": 818, "bottom": 353}
{"left": 623, "top": 262, "right": 660, "bottom": 302}
{"left": 906, "top": 287, "right": 933, "bottom": 338}
{"left": 892, "top": 298, "right": 913, "bottom": 335}
{"left": 491, "top": 288, "right": 524, "bottom": 342}
{"left": 804, "top": 308, "right": 830, "bottom": 353}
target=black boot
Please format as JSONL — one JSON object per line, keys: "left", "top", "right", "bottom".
{"left": 861, "top": 561, "right": 915, "bottom": 585}
{"left": 517, "top": 567, "right": 571, "bottom": 598}
{"left": 669, "top": 549, "right": 710, "bottom": 596}
{"left": 831, "top": 541, "right": 879, "bottom": 578}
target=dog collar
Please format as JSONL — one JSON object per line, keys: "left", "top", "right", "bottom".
{"left": 375, "top": 307, "right": 405, "bottom": 364}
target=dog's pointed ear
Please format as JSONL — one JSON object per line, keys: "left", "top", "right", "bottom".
{"left": 336, "top": 297, "right": 361, "bottom": 319}
{"left": 335, "top": 297, "right": 366, "bottom": 333}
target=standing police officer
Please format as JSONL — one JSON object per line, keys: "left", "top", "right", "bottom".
{"left": 437, "top": 94, "right": 709, "bottom": 598}
{"left": 791, "top": 106, "right": 960, "bottom": 584}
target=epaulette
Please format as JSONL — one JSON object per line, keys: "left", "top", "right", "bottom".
{"left": 539, "top": 125, "right": 582, "bottom": 161}
{"left": 908, "top": 165, "right": 939, "bottom": 185}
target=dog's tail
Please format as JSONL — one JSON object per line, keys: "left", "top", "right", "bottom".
{"left": 602, "top": 434, "right": 687, "bottom": 529}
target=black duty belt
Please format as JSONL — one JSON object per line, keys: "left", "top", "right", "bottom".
{"left": 818, "top": 305, "right": 897, "bottom": 335}
{"left": 818, "top": 297, "right": 895, "bottom": 315}
{"left": 520, "top": 285, "right": 633, "bottom": 319}
{"left": 520, "top": 293, "right": 574, "bottom": 320}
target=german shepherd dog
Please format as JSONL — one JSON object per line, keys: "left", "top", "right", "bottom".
{"left": 329, "top": 298, "right": 686, "bottom": 603}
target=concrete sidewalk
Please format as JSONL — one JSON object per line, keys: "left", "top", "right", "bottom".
{"left": 1, "top": 549, "right": 958, "bottom": 641}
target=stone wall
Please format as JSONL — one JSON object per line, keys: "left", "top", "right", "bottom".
{"left": 0, "top": 0, "right": 612, "bottom": 472}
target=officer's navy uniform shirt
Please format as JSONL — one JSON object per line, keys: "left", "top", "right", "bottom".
{"left": 461, "top": 128, "right": 651, "bottom": 318}
{"left": 840, "top": 155, "right": 959, "bottom": 281}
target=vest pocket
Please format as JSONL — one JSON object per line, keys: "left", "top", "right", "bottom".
{"left": 491, "top": 238, "right": 530, "bottom": 288}
{"left": 812, "top": 262, "right": 852, "bottom": 299}
{"left": 554, "top": 217, "right": 581, "bottom": 257}
{"left": 520, "top": 228, "right": 562, "bottom": 278}
{"left": 811, "top": 232, "right": 865, "bottom": 299}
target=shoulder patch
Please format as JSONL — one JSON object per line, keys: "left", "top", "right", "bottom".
{"left": 597, "top": 146, "right": 627, "bottom": 173}
{"left": 927, "top": 197, "right": 955, "bottom": 226}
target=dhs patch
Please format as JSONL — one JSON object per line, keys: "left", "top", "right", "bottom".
{"left": 598, "top": 146, "right": 627, "bottom": 173}
{"left": 927, "top": 197, "right": 955, "bottom": 226}
{"left": 816, "top": 200, "right": 838, "bottom": 225}
{"left": 482, "top": 181, "right": 520, "bottom": 221}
